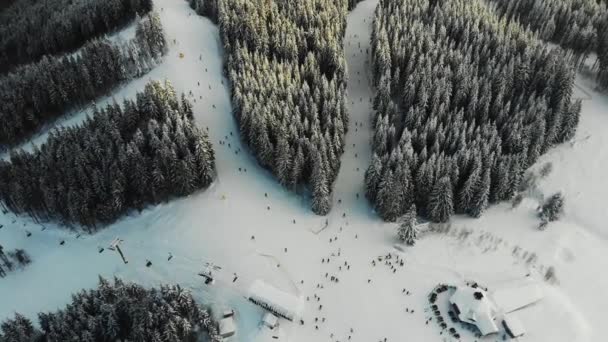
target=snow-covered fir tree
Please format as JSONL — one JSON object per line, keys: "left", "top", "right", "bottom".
{"left": 0, "top": 313, "right": 36, "bottom": 342}
{"left": 397, "top": 204, "right": 418, "bottom": 245}
{"left": 539, "top": 192, "right": 565, "bottom": 224}
{"left": 428, "top": 177, "right": 454, "bottom": 223}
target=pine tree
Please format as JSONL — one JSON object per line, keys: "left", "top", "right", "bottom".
{"left": 539, "top": 192, "right": 565, "bottom": 224}
{"left": 0, "top": 313, "right": 36, "bottom": 342}
{"left": 311, "top": 154, "right": 331, "bottom": 216}
{"left": 397, "top": 204, "right": 418, "bottom": 245}
{"left": 428, "top": 177, "right": 454, "bottom": 223}
{"left": 376, "top": 170, "right": 402, "bottom": 222}
{"left": 457, "top": 160, "right": 480, "bottom": 214}
{"left": 365, "top": 154, "right": 383, "bottom": 203}
{"left": 468, "top": 167, "right": 491, "bottom": 218}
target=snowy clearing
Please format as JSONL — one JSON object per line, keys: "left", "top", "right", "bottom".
{"left": 1, "top": 0, "right": 608, "bottom": 341}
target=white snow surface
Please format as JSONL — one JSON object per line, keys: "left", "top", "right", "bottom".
{"left": 1, "top": 0, "right": 608, "bottom": 341}
{"left": 493, "top": 280, "right": 544, "bottom": 314}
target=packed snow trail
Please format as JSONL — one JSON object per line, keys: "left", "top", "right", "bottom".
{"left": 331, "top": 0, "right": 377, "bottom": 221}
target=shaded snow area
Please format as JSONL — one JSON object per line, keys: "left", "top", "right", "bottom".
{"left": 1, "top": 0, "right": 608, "bottom": 341}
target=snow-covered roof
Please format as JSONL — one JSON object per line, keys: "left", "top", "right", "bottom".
{"left": 248, "top": 280, "right": 302, "bottom": 321}
{"left": 450, "top": 287, "right": 499, "bottom": 336}
{"left": 262, "top": 312, "right": 278, "bottom": 328}
{"left": 493, "top": 281, "right": 544, "bottom": 314}
{"left": 219, "top": 316, "right": 236, "bottom": 338}
{"left": 503, "top": 313, "right": 525, "bottom": 338}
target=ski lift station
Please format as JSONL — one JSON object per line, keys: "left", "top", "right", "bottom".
{"left": 247, "top": 280, "right": 303, "bottom": 321}
{"left": 448, "top": 280, "right": 543, "bottom": 338}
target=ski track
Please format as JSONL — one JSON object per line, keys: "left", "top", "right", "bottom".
{"left": 1, "top": 0, "right": 608, "bottom": 341}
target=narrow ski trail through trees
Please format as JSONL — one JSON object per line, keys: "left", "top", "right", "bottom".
{"left": 331, "top": 0, "right": 378, "bottom": 221}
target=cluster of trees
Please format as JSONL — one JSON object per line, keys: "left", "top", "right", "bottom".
{"left": 538, "top": 192, "right": 565, "bottom": 229}
{"left": 0, "top": 81, "right": 216, "bottom": 229}
{"left": 0, "top": 244, "right": 31, "bottom": 278}
{"left": 0, "top": 277, "right": 221, "bottom": 342}
{"left": 189, "top": 0, "right": 219, "bottom": 23}
{"left": 215, "top": 0, "right": 350, "bottom": 215}
{"left": 0, "top": 13, "right": 167, "bottom": 149}
{"left": 0, "top": 0, "right": 152, "bottom": 73}
{"left": 490, "top": 0, "right": 608, "bottom": 88}
{"left": 366, "top": 0, "right": 581, "bottom": 223}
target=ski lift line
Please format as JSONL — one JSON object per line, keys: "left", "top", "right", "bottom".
{"left": 96, "top": 235, "right": 295, "bottom": 300}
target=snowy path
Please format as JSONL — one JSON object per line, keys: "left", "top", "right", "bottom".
{"left": 1, "top": 0, "right": 608, "bottom": 341}
{"left": 331, "top": 0, "right": 377, "bottom": 222}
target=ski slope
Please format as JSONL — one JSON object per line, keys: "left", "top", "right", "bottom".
{"left": 1, "top": 0, "right": 608, "bottom": 341}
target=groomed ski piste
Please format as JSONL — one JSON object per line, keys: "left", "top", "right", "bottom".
{"left": 1, "top": 0, "right": 608, "bottom": 341}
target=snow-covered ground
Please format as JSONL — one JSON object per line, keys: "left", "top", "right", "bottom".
{"left": 1, "top": 0, "right": 608, "bottom": 341}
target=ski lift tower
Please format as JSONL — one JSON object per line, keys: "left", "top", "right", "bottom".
{"left": 198, "top": 261, "right": 222, "bottom": 285}
{"left": 108, "top": 237, "right": 128, "bottom": 264}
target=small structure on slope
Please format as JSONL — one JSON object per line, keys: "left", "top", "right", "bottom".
{"left": 219, "top": 309, "right": 236, "bottom": 338}
{"left": 248, "top": 280, "right": 303, "bottom": 321}
{"left": 262, "top": 312, "right": 279, "bottom": 329}
{"left": 502, "top": 313, "right": 526, "bottom": 338}
{"left": 449, "top": 286, "right": 499, "bottom": 336}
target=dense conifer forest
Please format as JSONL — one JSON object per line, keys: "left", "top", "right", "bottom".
{"left": 0, "top": 0, "right": 152, "bottom": 74}
{"left": 490, "top": 0, "right": 608, "bottom": 88}
{"left": 189, "top": 0, "right": 219, "bottom": 22}
{"left": 0, "top": 13, "right": 167, "bottom": 149}
{"left": 0, "top": 81, "right": 215, "bottom": 229}
{"left": 0, "top": 0, "right": 16, "bottom": 12}
{"left": 366, "top": 0, "right": 581, "bottom": 222}
{"left": 0, "top": 277, "right": 221, "bottom": 342}
{"left": 213, "top": 0, "right": 350, "bottom": 215}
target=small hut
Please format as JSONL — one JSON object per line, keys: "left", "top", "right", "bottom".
{"left": 502, "top": 313, "right": 525, "bottom": 338}
{"left": 248, "top": 280, "right": 303, "bottom": 321}
{"left": 219, "top": 309, "right": 236, "bottom": 338}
